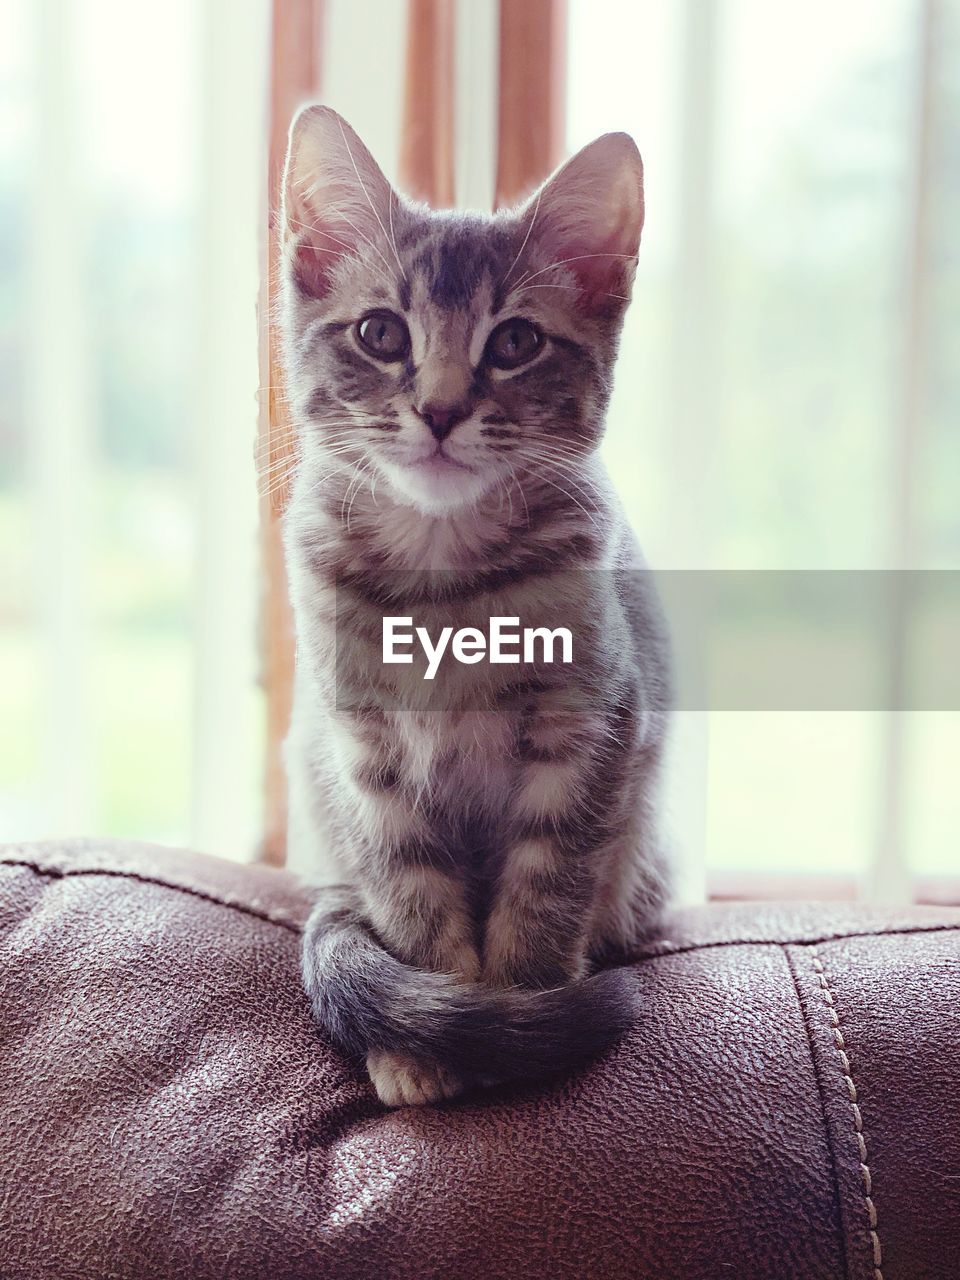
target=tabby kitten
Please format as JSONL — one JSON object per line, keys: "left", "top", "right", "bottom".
{"left": 281, "top": 107, "right": 671, "bottom": 1106}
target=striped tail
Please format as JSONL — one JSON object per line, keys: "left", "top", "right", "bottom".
{"left": 301, "top": 892, "right": 639, "bottom": 1087}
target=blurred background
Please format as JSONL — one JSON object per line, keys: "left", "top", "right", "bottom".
{"left": 0, "top": 0, "right": 956, "bottom": 901}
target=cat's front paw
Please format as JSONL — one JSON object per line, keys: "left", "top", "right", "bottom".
{"left": 366, "top": 1049, "right": 465, "bottom": 1107}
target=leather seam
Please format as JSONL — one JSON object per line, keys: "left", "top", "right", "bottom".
{"left": 630, "top": 922, "right": 960, "bottom": 962}
{"left": 1, "top": 856, "right": 958, "bottom": 959}
{"left": 0, "top": 857, "right": 301, "bottom": 935}
{"left": 783, "top": 943, "right": 852, "bottom": 1280}
{"left": 811, "top": 948, "right": 883, "bottom": 1280}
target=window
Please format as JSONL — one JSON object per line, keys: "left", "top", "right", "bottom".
{"left": 569, "top": 0, "right": 959, "bottom": 900}
{"left": 1, "top": 0, "right": 956, "bottom": 900}
{"left": 0, "top": 0, "right": 265, "bottom": 858}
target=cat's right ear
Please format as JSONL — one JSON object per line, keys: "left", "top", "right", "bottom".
{"left": 282, "top": 106, "right": 394, "bottom": 298}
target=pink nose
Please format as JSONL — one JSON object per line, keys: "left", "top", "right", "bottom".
{"left": 416, "top": 402, "right": 470, "bottom": 441}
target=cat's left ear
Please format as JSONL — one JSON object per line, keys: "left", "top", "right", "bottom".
{"left": 518, "top": 133, "right": 644, "bottom": 317}
{"left": 282, "top": 105, "right": 396, "bottom": 298}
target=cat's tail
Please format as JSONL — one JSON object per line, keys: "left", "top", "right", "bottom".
{"left": 302, "top": 891, "right": 639, "bottom": 1085}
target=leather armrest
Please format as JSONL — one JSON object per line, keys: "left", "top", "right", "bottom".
{"left": 2, "top": 839, "right": 958, "bottom": 1279}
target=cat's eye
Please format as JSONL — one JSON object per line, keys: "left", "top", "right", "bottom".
{"left": 356, "top": 311, "right": 409, "bottom": 361}
{"left": 485, "top": 318, "right": 543, "bottom": 370}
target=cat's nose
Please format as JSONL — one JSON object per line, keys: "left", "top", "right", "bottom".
{"left": 416, "top": 401, "right": 470, "bottom": 442}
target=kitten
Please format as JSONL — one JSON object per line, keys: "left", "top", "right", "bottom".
{"left": 280, "top": 107, "right": 671, "bottom": 1106}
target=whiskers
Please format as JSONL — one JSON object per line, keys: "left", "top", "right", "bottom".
{"left": 507, "top": 432, "right": 606, "bottom": 532}
{"left": 254, "top": 415, "right": 376, "bottom": 504}
{"left": 340, "top": 454, "right": 379, "bottom": 533}
{"left": 492, "top": 455, "right": 530, "bottom": 530}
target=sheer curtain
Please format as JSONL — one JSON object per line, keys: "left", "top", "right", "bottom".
{"left": 569, "top": 0, "right": 958, "bottom": 901}
{"left": 0, "top": 0, "right": 264, "bottom": 859}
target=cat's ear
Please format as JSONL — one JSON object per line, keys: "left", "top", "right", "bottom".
{"left": 282, "top": 105, "right": 395, "bottom": 298}
{"left": 519, "top": 133, "right": 644, "bottom": 316}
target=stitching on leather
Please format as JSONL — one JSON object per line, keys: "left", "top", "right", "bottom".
{"left": 0, "top": 857, "right": 301, "bottom": 935}
{"left": 782, "top": 945, "right": 850, "bottom": 1278}
{"left": 631, "top": 921, "right": 960, "bottom": 962}
{"left": 2, "top": 854, "right": 959, "bottom": 958}
{"left": 811, "top": 949, "right": 883, "bottom": 1280}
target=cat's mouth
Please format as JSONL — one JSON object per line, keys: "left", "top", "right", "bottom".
{"left": 405, "top": 448, "right": 475, "bottom": 475}
{"left": 380, "top": 445, "right": 490, "bottom": 513}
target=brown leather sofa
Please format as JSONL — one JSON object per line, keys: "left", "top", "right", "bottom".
{"left": 1, "top": 838, "right": 958, "bottom": 1279}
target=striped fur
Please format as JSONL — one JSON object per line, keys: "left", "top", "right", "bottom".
{"left": 280, "top": 108, "right": 672, "bottom": 1106}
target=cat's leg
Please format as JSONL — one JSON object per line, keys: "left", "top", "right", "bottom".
{"left": 482, "top": 829, "right": 596, "bottom": 989}
{"left": 482, "top": 694, "right": 648, "bottom": 990}
{"left": 365, "top": 1050, "right": 464, "bottom": 1107}
{"left": 587, "top": 762, "right": 671, "bottom": 963}
{"left": 337, "top": 739, "right": 479, "bottom": 1105}
{"left": 361, "top": 857, "right": 480, "bottom": 981}
{"left": 482, "top": 724, "right": 605, "bottom": 988}
{"left": 356, "top": 849, "right": 478, "bottom": 1106}
{"left": 325, "top": 859, "right": 477, "bottom": 1105}
{"left": 327, "top": 710, "right": 481, "bottom": 978}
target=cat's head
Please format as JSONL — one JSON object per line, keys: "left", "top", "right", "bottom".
{"left": 280, "top": 107, "right": 643, "bottom": 516}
